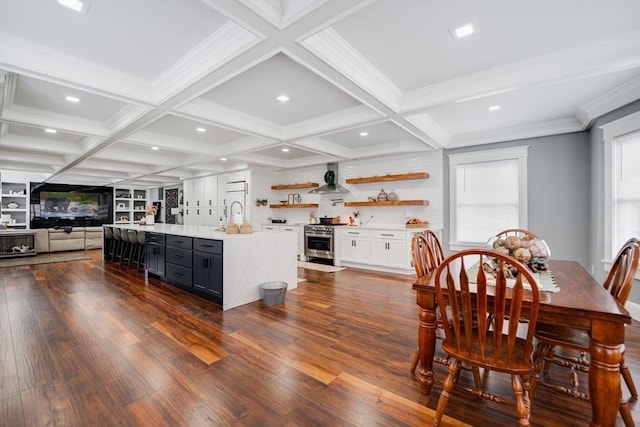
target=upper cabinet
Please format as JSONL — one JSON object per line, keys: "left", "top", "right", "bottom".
{"left": 345, "top": 172, "right": 429, "bottom": 184}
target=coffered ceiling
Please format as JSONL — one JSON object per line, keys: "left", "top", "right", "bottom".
{"left": 0, "top": 0, "right": 639, "bottom": 187}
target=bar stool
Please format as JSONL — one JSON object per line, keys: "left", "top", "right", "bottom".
{"left": 119, "top": 228, "right": 130, "bottom": 266}
{"left": 103, "top": 226, "right": 114, "bottom": 261}
{"left": 136, "top": 230, "right": 146, "bottom": 270}
{"left": 127, "top": 229, "right": 139, "bottom": 269}
{"left": 110, "top": 227, "right": 122, "bottom": 261}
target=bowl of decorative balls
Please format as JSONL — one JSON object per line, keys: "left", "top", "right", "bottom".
{"left": 486, "top": 235, "right": 551, "bottom": 274}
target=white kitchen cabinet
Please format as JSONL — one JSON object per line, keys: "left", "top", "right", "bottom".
{"left": 183, "top": 179, "right": 195, "bottom": 225}
{"left": 184, "top": 176, "right": 219, "bottom": 226}
{"left": 261, "top": 224, "right": 305, "bottom": 260}
{"left": 370, "top": 229, "right": 409, "bottom": 269}
{"left": 338, "top": 228, "right": 370, "bottom": 264}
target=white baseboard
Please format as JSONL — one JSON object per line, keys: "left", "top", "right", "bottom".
{"left": 627, "top": 301, "right": 640, "bottom": 322}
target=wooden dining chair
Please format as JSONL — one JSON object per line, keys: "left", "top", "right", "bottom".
{"left": 530, "top": 237, "right": 640, "bottom": 427}
{"left": 495, "top": 228, "right": 538, "bottom": 240}
{"left": 410, "top": 231, "right": 447, "bottom": 373}
{"left": 432, "top": 249, "right": 540, "bottom": 427}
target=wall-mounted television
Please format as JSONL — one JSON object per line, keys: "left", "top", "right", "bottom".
{"left": 30, "top": 182, "right": 113, "bottom": 229}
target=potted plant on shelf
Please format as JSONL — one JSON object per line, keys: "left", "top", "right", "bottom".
{"left": 145, "top": 204, "right": 157, "bottom": 225}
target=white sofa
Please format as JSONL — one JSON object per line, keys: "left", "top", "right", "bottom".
{"left": 35, "top": 227, "right": 103, "bottom": 253}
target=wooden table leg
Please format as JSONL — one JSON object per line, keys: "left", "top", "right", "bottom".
{"left": 589, "top": 319, "right": 624, "bottom": 427}
{"left": 416, "top": 291, "right": 437, "bottom": 395}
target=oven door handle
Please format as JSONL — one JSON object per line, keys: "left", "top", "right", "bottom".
{"left": 305, "top": 233, "right": 332, "bottom": 238}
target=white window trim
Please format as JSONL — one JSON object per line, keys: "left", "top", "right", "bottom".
{"left": 601, "top": 110, "right": 640, "bottom": 280}
{"left": 448, "top": 146, "right": 529, "bottom": 252}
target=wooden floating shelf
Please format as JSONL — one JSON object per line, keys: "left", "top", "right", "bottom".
{"left": 270, "top": 203, "right": 319, "bottom": 209}
{"left": 345, "top": 172, "right": 429, "bottom": 184}
{"left": 344, "top": 200, "right": 429, "bottom": 207}
{"left": 271, "top": 182, "right": 319, "bottom": 190}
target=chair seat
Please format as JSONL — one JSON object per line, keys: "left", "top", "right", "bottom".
{"left": 442, "top": 332, "right": 534, "bottom": 375}
{"left": 535, "top": 322, "right": 590, "bottom": 351}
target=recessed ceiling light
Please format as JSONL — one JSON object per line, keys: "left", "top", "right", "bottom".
{"left": 276, "top": 95, "right": 290, "bottom": 103}
{"left": 45, "top": 128, "right": 57, "bottom": 134}
{"left": 281, "top": 148, "right": 290, "bottom": 152}
{"left": 58, "top": 0, "right": 84, "bottom": 12}
{"left": 196, "top": 127, "right": 206, "bottom": 132}
{"left": 450, "top": 23, "right": 474, "bottom": 40}
{"left": 359, "top": 131, "right": 369, "bottom": 137}
{"left": 488, "top": 105, "right": 501, "bottom": 111}
{"left": 65, "top": 95, "right": 80, "bottom": 103}
{"left": 151, "top": 146, "right": 159, "bottom": 150}
{"left": 220, "top": 157, "right": 227, "bottom": 162}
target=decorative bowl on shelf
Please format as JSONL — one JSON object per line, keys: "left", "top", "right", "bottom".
{"left": 280, "top": 200, "right": 288, "bottom": 204}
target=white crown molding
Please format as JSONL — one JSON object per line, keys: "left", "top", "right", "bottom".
{"left": 0, "top": 32, "right": 157, "bottom": 105}
{"left": 123, "top": 130, "right": 224, "bottom": 157}
{"left": 1, "top": 71, "right": 17, "bottom": 111}
{"left": 240, "top": 0, "right": 327, "bottom": 30}
{"left": 402, "top": 30, "right": 640, "bottom": 114}
{"left": 0, "top": 134, "right": 80, "bottom": 154}
{"left": 349, "top": 140, "right": 431, "bottom": 160}
{"left": 0, "top": 160, "right": 56, "bottom": 173}
{"left": 153, "top": 21, "right": 263, "bottom": 104}
{"left": 218, "top": 136, "right": 281, "bottom": 156}
{"left": 176, "top": 98, "right": 284, "bottom": 140}
{"left": 290, "top": 136, "right": 354, "bottom": 159}
{"left": 576, "top": 76, "right": 640, "bottom": 128}
{"left": 1, "top": 146, "right": 64, "bottom": 165}
{"left": 301, "top": 27, "right": 403, "bottom": 112}
{"left": 2, "top": 105, "right": 109, "bottom": 137}
{"left": 402, "top": 114, "right": 449, "bottom": 149}
{"left": 105, "top": 104, "right": 155, "bottom": 134}
{"left": 285, "top": 105, "right": 382, "bottom": 140}
{"left": 448, "top": 117, "right": 582, "bottom": 149}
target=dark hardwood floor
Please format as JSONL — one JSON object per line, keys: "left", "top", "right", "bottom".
{"left": 0, "top": 249, "right": 637, "bottom": 426}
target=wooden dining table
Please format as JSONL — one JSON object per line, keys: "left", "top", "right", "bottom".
{"left": 412, "top": 259, "right": 632, "bottom": 427}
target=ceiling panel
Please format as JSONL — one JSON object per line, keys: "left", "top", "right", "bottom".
{"left": 198, "top": 53, "right": 363, "bottom": 125}
{"left": 0, "top": 0, "right": 229, "bottom": 79}
{"left": 14, "top": 75, "right": 128, "bottom": 122}
{"left": 332, "top": 0, "right": 640, "bottom": 90}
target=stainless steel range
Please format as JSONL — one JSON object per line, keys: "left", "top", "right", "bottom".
{"left": 304, "top": 224, "right": 337, "bottom": 262}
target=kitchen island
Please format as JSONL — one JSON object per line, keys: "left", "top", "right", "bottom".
{"left": 106, "top": 224, "right": 297, "bottom": 310}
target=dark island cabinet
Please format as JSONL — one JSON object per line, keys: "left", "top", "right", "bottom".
{"left": 165, "top": 235, "right": 193, "bottom": 290}
{"left": 193, "top": 238, "right": 223, "bottom": 304}
{"left": 145, "top": 233, "right": 165, "bottom": 276}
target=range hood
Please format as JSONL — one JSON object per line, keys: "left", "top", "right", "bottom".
{"left": 309, "top": 162, "right": 350, "bottom": 194}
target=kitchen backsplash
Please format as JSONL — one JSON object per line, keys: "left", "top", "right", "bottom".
{"left": 266, "top": 152, "right": 444, "bottom": 229}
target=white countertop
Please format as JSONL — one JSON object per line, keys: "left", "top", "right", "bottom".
{"left": 262, "top": 223, "right": 431, "bottom": 231}
{"left": 107, "top": 223, "right": 259, "bottom": 240}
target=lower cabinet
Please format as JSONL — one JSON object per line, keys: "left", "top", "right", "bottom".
{"left": 370, "top": 230, "right": 407, "bottom": 269}
{"left": 145, "top": 233, "right": 224, "bottom": 305}
{"left": 336, "top": 227, "right": 432, "bottom": 273}
{"left": 339, "top": 229, "right": 370, "bottom": 264}
{"left": 193, "top": 238, "right": 223, "bottom": 304}
{"left": 145, "top": 233, "right": 165, "bottom": 276}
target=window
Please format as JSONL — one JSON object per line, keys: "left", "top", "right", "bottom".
{"left": 603, "top": 111, "right": 640, "bottom": 276}
{"left": 449, "top": 146, "right": 528, "bottom": 251}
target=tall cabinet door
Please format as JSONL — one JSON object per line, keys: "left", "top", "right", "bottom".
{"left": 183, "top": 179, "right": 195, "bottom": 225}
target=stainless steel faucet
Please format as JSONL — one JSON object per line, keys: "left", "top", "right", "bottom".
{"left": 230, "top": 201, "right": 243, "bottom": 216}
